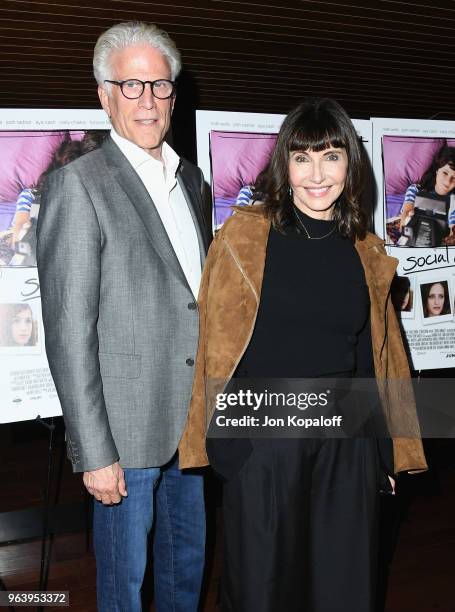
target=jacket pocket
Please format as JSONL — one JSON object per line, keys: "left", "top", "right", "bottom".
{"left": 98, "top": 352, "right": 141, "bottom": 379}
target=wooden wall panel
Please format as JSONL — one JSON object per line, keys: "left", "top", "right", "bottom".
{"left": 0, "top": 0, "right": 453, "bottom": 120}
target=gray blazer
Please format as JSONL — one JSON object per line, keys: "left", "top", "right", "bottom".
{"left": 37, "top": 137, "right": 211, "bottom": 472}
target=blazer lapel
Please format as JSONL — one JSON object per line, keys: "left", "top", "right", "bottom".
{"left": 177, "top": 160, "right": 211, "bottom": 264}
{"left": 101, "top": 137, "right": 191, "bottom": 290}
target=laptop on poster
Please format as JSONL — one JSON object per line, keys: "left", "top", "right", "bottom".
{"left": 401, "top": 192, "right": 448, "bottom": 247}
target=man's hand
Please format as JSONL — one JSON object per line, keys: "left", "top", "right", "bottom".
{"left": 83, "top": 462, "right": 127, "bottom": 505}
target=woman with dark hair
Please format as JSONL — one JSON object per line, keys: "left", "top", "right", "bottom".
{"left": 391, "top": 275, "right": 413, "bottom": 312}
{"left": 421, "top": 281, "right": 451, "bottom": 317}
{"left": 400, "top": 145, "right": 455, "bottom": 231}
{"left": 0, "top": 303, "right": 37, "bottom": 346}
{"left": 180, "top": 98, "right": 427, "bottom": 611}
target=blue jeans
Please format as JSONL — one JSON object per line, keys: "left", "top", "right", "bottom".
{"left": 93, "top": 454, "right": 205, "bottom": 612}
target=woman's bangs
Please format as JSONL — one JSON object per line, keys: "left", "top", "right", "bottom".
{"left": 288, "top": 119, "right": 346, "bottom": 153}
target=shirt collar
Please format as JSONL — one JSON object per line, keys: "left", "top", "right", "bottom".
{"left": 110, "top": 128, "right": 180, "bottom": 178}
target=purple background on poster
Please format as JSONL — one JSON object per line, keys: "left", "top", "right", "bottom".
{"left": 0, "top": 131, "right": 85, "bottom": 231}
{"left": 383, "top": 135, "right": 455, "bottom": 219}
{"left": 210, "top": 131, "right": 277, "bottom": 226}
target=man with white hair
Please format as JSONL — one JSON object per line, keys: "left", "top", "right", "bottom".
{"left": 37, "top": 22, "right": 210, "bottom": 611}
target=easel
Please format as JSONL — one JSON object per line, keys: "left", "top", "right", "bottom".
{"left": 34, "top": 415, "right": 67, "bottom": 612}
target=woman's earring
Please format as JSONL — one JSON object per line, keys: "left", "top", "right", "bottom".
{"left": 289, "top": 186, "right": 293, "bottom": 197}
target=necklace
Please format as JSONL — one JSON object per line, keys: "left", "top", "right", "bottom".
{"left": 293, "top": 207, "right": 336, "bottom": 240}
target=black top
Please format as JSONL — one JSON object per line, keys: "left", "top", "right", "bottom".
{"left": 209, "top": 209, "right": 394, "bottom": 482}
{"left": 236, "top": 208, "right": 373, "bottom": 378}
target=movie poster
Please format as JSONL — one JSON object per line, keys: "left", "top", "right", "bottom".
{"left": 0, "top": 109, "right": 110, "bottom": 423}
{"left": 373, "top": 118, "right": 455, "bottom": 370}
{"left": 196, "top": 110, "right": 373, "bottom": 229}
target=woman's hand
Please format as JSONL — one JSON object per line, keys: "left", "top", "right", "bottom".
{"left": 400, "top": 201, "right": 415, "bottom": 230}
{"left": 12, "top": 211, "right": 32, "bottom": 244}
{"left": 443, "top": 226, "right": 455, "bottom": 246}
{"left": 388, "top": 475, "right": 396, "bottom": 495}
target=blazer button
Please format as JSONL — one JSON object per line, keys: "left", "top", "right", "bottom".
{"left": 186, "top": 358, "right": 194, "bottom": 366}
{"left": 188, "top": 302, "right": 197, "bottom": 310}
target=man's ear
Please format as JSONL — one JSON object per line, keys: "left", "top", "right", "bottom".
{"left": 170, "top": 93, "right": 176, "bottom": 115}
{"left": 98, "top": 85, "right": 111, "bottom": 118}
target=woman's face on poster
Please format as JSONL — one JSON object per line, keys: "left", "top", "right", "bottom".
{"left": 11, "top": 307, "right": 33, "bottom": 345}
{"left": 288, "top": 147, "right": 348, "bottom": 218}
{"left": 434, "top": 164, "right": 455, "bottom": 196}
{"left": 426, "top": 283, "right": 445, "bottom": 317}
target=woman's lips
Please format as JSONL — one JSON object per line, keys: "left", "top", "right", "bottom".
{"left": 304, "top": 186, "right": 331, "bottom": 197}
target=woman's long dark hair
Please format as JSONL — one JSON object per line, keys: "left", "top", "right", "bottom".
{"left": 420, "top": 146, "right": 455, "bottom": 192}
{"left": 36, "top": 131, "right": 108, "bottom": 192}
{"left": 391, "top": 276, "right": 413, "bottom": 312}
{"left": 255, "top": 98, "right": 367, "bottom": 240}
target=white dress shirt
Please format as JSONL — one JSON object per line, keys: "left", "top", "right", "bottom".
{"left": 110, "top": 129, "right": 202, "bottom": 298}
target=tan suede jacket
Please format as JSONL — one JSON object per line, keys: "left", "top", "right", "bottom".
{"left": 179, "top": 205, "right": 428, "bottom": 474}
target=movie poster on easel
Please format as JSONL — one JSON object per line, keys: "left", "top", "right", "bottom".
{"left": 0, "top": 109, "right": 110, "bottom": 423}
{"left": 372, "top": 117, "right": 455, "bottom": 370}
{"left": 196, "top": 110, "right": 373, "bottom": 230}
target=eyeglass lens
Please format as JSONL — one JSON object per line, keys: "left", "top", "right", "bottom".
{"left": 121, "top": 79, "right": 174, "bottom": 99}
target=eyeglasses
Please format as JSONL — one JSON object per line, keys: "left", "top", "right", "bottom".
{"left": 104, "top": 79, "right": 176, "bottom": 100}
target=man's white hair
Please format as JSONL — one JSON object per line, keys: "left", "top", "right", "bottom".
{"left": 93, "top": 21, "right": 181, "bottom": 86}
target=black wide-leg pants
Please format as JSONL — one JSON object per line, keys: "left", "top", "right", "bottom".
{"left": 220, "top": 437, "right": 380, "bottom": 612}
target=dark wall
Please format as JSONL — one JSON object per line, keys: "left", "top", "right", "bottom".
{"left": 1, "top": 0, "right": 455, "bottom": 161}
{"left": 0, "top": 0, "right": 454, "bottom": 122}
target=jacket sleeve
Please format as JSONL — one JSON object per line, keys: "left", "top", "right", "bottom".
{"left": 36, "top": 167, "right": 119, "bottom": 472}
{"left": 356, "top": 313, "right": 395, "bottom": 477}
{"left": 384, "top": 291, "right": 428, "bottom": 474}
